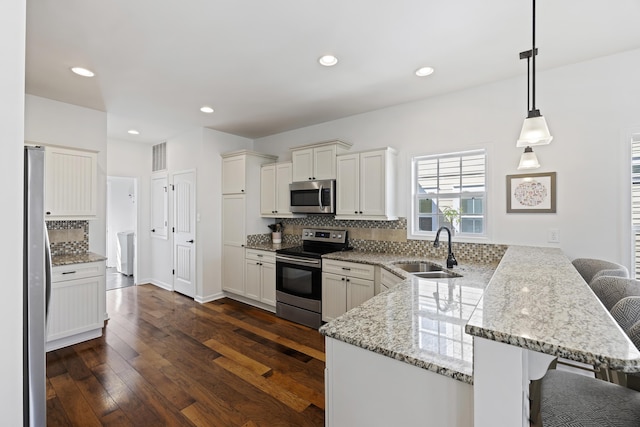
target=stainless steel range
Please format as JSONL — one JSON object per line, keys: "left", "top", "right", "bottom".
{"left": 275, "top": 228, "right": 350, "bottom": 328}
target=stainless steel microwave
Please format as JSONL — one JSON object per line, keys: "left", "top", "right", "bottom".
{"left": 289, "top": 179, "right": 335, "bottom": 214}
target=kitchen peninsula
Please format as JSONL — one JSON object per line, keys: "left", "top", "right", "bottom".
{"left": 320, "top": 246, "right": 640, "bottom": 427}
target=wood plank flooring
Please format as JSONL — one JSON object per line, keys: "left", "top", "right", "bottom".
{"left": 46, "top": 285, "right": 326, "bottom": 426}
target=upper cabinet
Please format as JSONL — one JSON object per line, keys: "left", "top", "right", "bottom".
{"left": 261, "top": 162, "right": 299, "bottom": 218}
{"left": 291, "top": 140, "right": 352, "bottom": 182}
{"left": 336, "top": 147, "right": 397, "bottom": 221}
{"left": 45, "top": 146, "right": 98, "bottom": 219}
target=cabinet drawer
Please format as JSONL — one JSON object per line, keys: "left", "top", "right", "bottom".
{"left": 245, "top": 249, "right": 276, "bottom": 264}
{"left": 322, "top": 259, "right": 375, "bottom": 281}
{"left": 52, "top": 261, "right": 105, "bottom": 282}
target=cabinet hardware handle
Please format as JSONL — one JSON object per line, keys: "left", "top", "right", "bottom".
{"left": 151, "top": 228, "right": 156, "bottom": 232}
{"left": 187, "top": 239, "right": 194, "bottom": 243}
{"left": 256, "top": 262, "right": 260, "bottom": 265}
{"left": 354, "top": 211, "right": 358, "bottom": 214}
{"left": 241, "top": 189, "right": 245, "bottom": 192}
{"left": 46, "top": 211, "right": 51, "bottom": 215}
{"left": 341, "top": 277, "right": 345, "bottom": 281}
{"left": 62, "top": 271, "right": 76, "bottom": 275}
{"left": 346, "top": 278, "right": 350, "bottom": 282}
{"left": 359, "top": 211, "right": 363, "bottom": 214}
{"left": 257, "top": 254, "right": 263, "bottom": 257}
{"left": 342, "top": 267, "right": 351, "bottom": 271}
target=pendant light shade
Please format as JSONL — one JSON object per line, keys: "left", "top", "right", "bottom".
{"left": 517, "top": 146, "right": 541, "bottom": 170}
{"left": 516, "top": 0, "right": 552, "bottom": 148}
{"left": 517, "top": 113, "right": 553, "bottom": 147}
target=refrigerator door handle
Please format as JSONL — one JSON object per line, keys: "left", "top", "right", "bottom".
{"left": 44, "top": 225, "right": 51, "bottom": 319}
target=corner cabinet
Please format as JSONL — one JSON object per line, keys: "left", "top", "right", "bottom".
{"left": 290, "top": 140, "right": 352, "bottom": 182}
{"left": 335, "top": 147, "right": 398, "bottom": 221}
{"left": 221, "top": 150, "right": 277, "bottom": 297}
{"left": 45, "top": 146, "right": 98, "bottom": 219}
{"left": 260, "top": 162, "right": 300, "bottom": 218}
{"left": 47, "top": 261, "right": 105, "bottom": 351}
{"left": 322, "top": 259, "right": 375, "bottom": 322}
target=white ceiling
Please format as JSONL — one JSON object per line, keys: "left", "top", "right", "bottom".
{"left": 25, "top": 0, "right": 640, "bottom": 143}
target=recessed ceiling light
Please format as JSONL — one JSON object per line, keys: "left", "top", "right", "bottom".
{"left": 415, "top": 66, "right": 435, "bottom": 77}
{"left": 318, "top": 55, "right": 338, "bottom": 67}
{"left": 127, "top": 129, "right": 140, "bottom": 135}
{"left": 200, "top": 106, "right": 214, "bottom": 114}
{"left": 71, "top": 67, "right": 95, "bottom": 77}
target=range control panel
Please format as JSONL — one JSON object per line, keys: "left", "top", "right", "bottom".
{"left": 301, "top": 228, "right": 348, "bottom": 245}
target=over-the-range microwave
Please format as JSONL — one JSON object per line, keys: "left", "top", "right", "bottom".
{"left": 289, "top": 179, "right": 335, "bottom": 214}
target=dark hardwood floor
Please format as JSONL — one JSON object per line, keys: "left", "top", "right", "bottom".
{"left": 46, "top": 285, "right": 326, "bottom": 426}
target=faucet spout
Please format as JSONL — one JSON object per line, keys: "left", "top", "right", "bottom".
{"left": 434, "top": 226, "right": 458, "bottom": 269}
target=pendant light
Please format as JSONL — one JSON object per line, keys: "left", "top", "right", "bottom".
{"left": 517, "top": 146, "right": 540, "bottom": 170}
{"left": 517, "top": 0, "right": 552, "bottom": 148}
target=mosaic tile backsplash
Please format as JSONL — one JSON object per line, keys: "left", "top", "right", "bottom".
{"left": 250, "top": 217, "right": 507, "bottom": 264}
{"left": 46, "top": 220, "right": 89, "bottom": 256}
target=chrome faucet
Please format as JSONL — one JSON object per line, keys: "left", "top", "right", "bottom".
{"left": 434, "top": 226, "right": 458, "bottom": 269}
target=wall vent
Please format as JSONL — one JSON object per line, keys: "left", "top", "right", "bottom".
{"left": 152, "top": 142, "right": 167, "bottom": 172}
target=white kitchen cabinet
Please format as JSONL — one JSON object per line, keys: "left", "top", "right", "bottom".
{"left": 47, "top": 261, "right": 105, "bottom": 351}
{"left": 376, "top": 267, "right": 403, "bottom": 295}
{"left": 260, "top": 162, "right": 299, "bottom": 218}
{"left": 45, "top": 146, "right": 98, "bottom": 219}
{"left": 290, "top": 140, "right": 352, "bottom": 182}
{"left": 245, "top": 249, "right": 276, "bottom": 307}
{"left": 335, "top": 147, "right": 397, "bottom": 221}
{"left": 322, "top": 259, "right": 375, "bottom": 322}
{"left": 221, "top": 150, "right": 276, "bottom": 297}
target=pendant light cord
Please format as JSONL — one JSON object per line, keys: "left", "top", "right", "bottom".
{"left": 532, "top": 0, "right": 536, "bottom": 112}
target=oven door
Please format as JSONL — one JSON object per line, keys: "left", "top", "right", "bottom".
{"left": 275, "top": 255, "right": 322, "bottom": 301}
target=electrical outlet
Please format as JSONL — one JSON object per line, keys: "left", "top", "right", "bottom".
{"left": 548, "top": 228, "right": 559, "bottom": 243}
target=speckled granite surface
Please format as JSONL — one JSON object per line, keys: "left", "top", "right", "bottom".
{"left": 319, "top": 250, "right": 497, "bottom": 384}
{"left": 466, "top": 246, "right": 640, "bottom": 372}
{"left": 244, "top": 242, "right": 300, "bottom": 252}
{"left": 51, "top": 252, "right": 107, "bottom": 266}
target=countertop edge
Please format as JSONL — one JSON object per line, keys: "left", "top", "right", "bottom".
{"left": 51, "top": 252, "right": 107, "bottom": 266}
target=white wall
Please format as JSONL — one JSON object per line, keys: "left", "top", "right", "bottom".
{"left": 24, "top": 95, "right": 108, "bottom": 256}
{"left": 255, "top": 49, "right": 640, "bottom": 269}
{"left": 0, "top": 0, "right": 25, "bottom": 422}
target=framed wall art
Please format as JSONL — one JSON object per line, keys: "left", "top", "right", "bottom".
{"left": 506, "top": 172, "right": 556, "bottom": 213}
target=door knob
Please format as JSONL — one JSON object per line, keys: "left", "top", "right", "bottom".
{"left": 187, "top": 239, "right": 194, "bottom": 243}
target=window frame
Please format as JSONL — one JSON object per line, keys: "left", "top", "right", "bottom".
{"left": 409, "top": 148, "right": 488, "bottom": 241}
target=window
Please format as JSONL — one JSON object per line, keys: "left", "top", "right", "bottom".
{"left": 411, "top": 149, "right": 486, "bottom": 237}
{"left": 631, "top": 135, "right": 640, "bottom": 276}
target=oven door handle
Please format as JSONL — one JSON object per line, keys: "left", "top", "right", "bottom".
{"left": 276, "top": 255, "right": 321, "bottom": 267}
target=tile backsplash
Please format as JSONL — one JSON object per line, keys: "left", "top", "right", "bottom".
{"left": 251, "top": 217, "right": 507, "bottom": 264}
{"left": 46, "top": 220, "right": 89, "bottom": 256}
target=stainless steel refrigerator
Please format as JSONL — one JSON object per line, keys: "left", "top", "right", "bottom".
{"left": 24, "top": 146, "right": 51, "bottom": 426}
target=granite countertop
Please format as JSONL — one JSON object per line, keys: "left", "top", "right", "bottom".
{"left": 51, "top": 252, "right": 107, "bottom": 266}
{"left": 466, "top": 246, "right": 640, "bottom": 372}
{"left": 319, "top": 250, "right": 497, "bottom": 384}
{"left": 244, "top": 242, "right": 300, "bottom": 252}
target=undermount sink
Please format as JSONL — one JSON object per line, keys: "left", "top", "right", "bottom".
{"left": 393, "top": 262, "right": 445, "bottom": 273}
{"left": 392, "top": 262, "right": 462, "bottom": 279}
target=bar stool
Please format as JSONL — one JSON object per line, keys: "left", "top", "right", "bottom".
{"left": 590, "top": 277, "right": 640, "bottom": 311}
{"left": 571, "top": 258, "right": 628, "bottom": 285}
{"left": 540, "top": 369, "right": 640, "bottom": 426}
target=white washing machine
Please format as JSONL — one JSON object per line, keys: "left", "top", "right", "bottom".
{"left": 116, "top": 231, "right": 134, "bottom": 276}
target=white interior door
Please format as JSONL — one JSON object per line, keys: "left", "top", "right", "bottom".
{"left": 173, "top": 170, "right": 196, "bottom": 297}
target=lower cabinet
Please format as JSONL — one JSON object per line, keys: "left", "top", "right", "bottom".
{"left": 376, "top": 267, "right": 404, "bottom": 295}
{"left": 47, "top": 261, "right": 105, "bottom": 351}
{"left": 244, "top": 249, "right": 276, "bottom": 307}
{"left": 322, "top": 259, "right": 375, "bottom": 322}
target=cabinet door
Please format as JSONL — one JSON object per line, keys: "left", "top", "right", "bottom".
{"left": 292, "top": 148, "right": 314, "bottom": 182}
{"left": 260, "top": 164, "right": 276, "bottom": 216}
{"left": 322, "top": 272, "right": 347, "bottom": 322}
{"left": 245, "top": 258, "right": 261, "bottom": 300}
{"left": 223, "top": 244, "right": 245, "bottom": 294}
{"left": 336, "top": 154, "right": 360, "bottom": 216}
{"left": 261, "top": 261, "right": 276, "bottom": 306}
{"left": 222, "top": 155, "right": 246, "bottom": 194}
{"left": 45, "top": 147, "right": 97, "bottom": 218}
{"left": 313, "top": 145, "right": 337, "bottom": 180}
{"left": 222, "top": 195, "right": 246, "bottom": 245}
{"left": 347, "top": 277, "right": 374, "bottom": 311}
{"left": 360, "top": 150, "right": 386, "bottom": 216}
{"left": 275, "top": 162, "right": 293, "bottom": 215}
{"left": 47, "top": 275, "right": 103, "bottom": 342}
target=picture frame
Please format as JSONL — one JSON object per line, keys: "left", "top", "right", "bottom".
{"left": 506, "top": 172, "right": 556, "bottom": 213}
